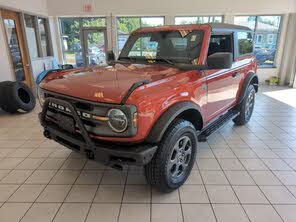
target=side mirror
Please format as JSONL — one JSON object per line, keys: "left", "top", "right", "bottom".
{"left": 61, "top": 64, "right": 74, "bottom": 70}
{"left": 106, "top": 50, "right": 115, "bottom": 65}
{"left": 207, "top": 52, "right": 233, "bottom": 69}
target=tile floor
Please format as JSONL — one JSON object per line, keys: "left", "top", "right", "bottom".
{"left": 0, "top": 86, "right": 296, "bottom": 222}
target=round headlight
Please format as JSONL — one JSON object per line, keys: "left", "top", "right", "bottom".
{"left": 107, "top": 109, "right": 128, "bottom": 133}
{"left": 37, "top": 87, "right": 45, "bottom": 107}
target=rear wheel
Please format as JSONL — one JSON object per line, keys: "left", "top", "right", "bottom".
{"left": 233, "top": 84, "right": 256, "bottom": 125}
{"left": 145, "top": 119, "right": 197, "bottom": 192}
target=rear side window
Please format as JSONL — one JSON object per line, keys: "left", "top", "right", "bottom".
{"left": 237, "top": 32, "right": 253, "bottom": 55}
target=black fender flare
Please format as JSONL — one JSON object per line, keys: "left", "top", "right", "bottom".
{"left": 237, "top": 72, "right": 259, "bottom": 105}
{"left": 145, "top": 101, "right": 203, "bottom": 143}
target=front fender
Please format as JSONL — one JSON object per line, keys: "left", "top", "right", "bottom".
{"left": 145, "top": 101, "right": 203, "bottom": 143}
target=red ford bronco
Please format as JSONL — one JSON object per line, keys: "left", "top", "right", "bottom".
{"left": 38, "top": 23, "right": 258, "bottom": 192}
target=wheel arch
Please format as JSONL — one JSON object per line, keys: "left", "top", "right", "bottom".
{"left": 145, "top": 101, "right": 203, "bottom": 143}
{"left": 238, "top": 72, "right": 259, "bottom": 105}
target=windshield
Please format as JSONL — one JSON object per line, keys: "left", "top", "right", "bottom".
{"left": 119, "top": 30, "right": 204, "bottom": 65}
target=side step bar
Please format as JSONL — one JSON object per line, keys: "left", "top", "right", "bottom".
{"left": 198, "top": 110, "right": 240, "bottom": 142}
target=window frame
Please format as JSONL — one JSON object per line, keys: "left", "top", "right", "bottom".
{"left": 23, "top": 14, "right": 53, "bottom": 58}
{"left": 234, "top": 14, "right": 283, "bottom": 68}
{"left": 256, "top": 34, "right": 263, "bottom": 44}
{"left": 174, "top": 15, "right": 224, "bottom": 25}
{"left": 37, "top": 17, "right": 53, "bottom": 57}
{"left": 59, "top": 17, "right": 107, "bottom": 65}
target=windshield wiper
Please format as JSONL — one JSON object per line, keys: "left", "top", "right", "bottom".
{"left": 154, "top": 57, "right": 175, "bottom": 65}
{"left": 118, "top": 57, "right": 137, "bottom": 62}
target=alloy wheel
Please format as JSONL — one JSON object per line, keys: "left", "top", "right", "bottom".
{"left": 168, "top": 135, "right": 193, "bottom": 182}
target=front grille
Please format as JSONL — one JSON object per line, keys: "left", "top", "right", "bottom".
{"left": 43, "top": 91, "right": 137, "bottom": 138}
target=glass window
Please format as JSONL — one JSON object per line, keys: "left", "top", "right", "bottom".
{"left": 120, "top": 30, "right": 204, "bottom": 64}
{"left": 234, "top": 15, "right": 281, "bottom": 67}
{"left": 59, "top": 17, "right": 106, "bottom": 67}
{"left": 24, "top": 15, "right": 39, "bottom": 59}
{"left": 175, "top": 16, "right": 223, "bottom": 25}
{"left": 234, "top": 16, "right": 256, "bottom": 30}
{"left": 38, "top": 18, "right": 51, "bottom": 57}
{"left": 117, "top": 17, "right": 164, "bottom": 52}
{"left": 141, "top": 17, "right": 164, "bottom": 27}
{"left": 256, "top": 34, "right": 263, "bottom": 44}
{"left": 237, "top": 32, "right": 253, "bottom": 55}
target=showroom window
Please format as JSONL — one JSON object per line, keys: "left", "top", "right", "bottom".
{"left": 59, "top": 17, "right": 106, "bottom": 65}
{"left": 117, "top": 17, "right": 164, "bottom": 52}
{"left": 175, "top": 16, "right": 223, "bottom": 25}
{"left": 24, "top": 15, "right": 52, "bottom": 58}
{"left": 38, "top": 18, "right": 52, "bottom": 57}
{"left": 234, "top": 15, "right": 282, "bottom": 67}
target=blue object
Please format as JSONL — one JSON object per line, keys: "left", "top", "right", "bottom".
{"left": 36, "top": 69, "right": 61, "bottom": 85}
{"left": 36, "top": 58, "right": 62, "bottom": 85}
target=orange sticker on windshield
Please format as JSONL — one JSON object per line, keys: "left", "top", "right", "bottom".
{"left": 179, "top": 30, "right": 192, "bottom": 37}
{"left": 192, "top": 58, "right": 199, "bottom": 65}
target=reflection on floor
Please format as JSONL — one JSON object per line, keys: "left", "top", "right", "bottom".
{"left": 0, "top": 85, "right": 296, "bottom": 222}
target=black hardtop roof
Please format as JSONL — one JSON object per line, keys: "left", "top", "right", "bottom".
{"left": 207, "top": 23, "right": 252, "bottom": 32}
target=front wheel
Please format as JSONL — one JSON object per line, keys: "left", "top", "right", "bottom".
{"left": 144, "top": 119, "right": 197, "bottom": 192}
{"left": 233, "top": 84, "right": 256, "bottom": 125}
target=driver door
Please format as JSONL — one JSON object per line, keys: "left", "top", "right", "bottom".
{"left": 204, "top": 33, "right": 239, "bottom": 123}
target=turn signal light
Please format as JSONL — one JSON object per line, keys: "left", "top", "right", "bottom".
{"left": 92, "top": 115, "right": 109, "bottom": 121}
{"left": 133, "top": 112, "right": 138, "bottom": 128}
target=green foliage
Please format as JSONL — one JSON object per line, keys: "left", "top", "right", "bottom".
{"left": 82, "top": 18, "right": 105, "bottom": 27}
{"left": 117, "top": 17, "right": 140, "bottom": 34}
{"left": 239, "top": 39, "right": 253, "bottom": 55}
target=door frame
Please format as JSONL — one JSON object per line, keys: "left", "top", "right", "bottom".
{"left": 0, "top": 9, "right": 33, "bottom": 88}
{"left": 81, "top": 27, "right": 108, "bottom": 66}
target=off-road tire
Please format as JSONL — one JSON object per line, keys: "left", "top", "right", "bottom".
{"left": 233, "top": 84, "right": 256, "bottom": 125}
{"left": 0, "top": 81, "right": 36, "bottom": 113}
{"left": 144, "top": 119, "right": 197, "bottom": 192}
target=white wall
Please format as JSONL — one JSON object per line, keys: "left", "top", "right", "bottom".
{"left": 47, "top": 0, "right": 296, "bottom": 16}
{"left": 0, "top": 0, "right": 48, "bottom": 16}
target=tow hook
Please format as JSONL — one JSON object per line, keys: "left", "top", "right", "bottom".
{"left": 43, "top": 130, "right": 51, "bottom": 139}
{"left": 86, "top": 150, "right": 95, "bottom": 160}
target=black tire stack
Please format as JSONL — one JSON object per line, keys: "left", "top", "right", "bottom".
{"left": 0, "top": 81, "right": 36, "bottom": 114}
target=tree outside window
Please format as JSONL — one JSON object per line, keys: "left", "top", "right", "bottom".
{"left": 117, "top": 17, "right": 164, "bottom": 53}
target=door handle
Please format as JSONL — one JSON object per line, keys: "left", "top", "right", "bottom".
{"left": 232, "top": 72, "right": 240, "bottom": 78}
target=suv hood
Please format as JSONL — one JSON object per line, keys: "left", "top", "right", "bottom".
{"left": 40, "top": 63, "right": 182, "bottom": 104}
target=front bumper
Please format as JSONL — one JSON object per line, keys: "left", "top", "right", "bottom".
{"left": 39, "top": 97, "right": 157, "bottom": 166}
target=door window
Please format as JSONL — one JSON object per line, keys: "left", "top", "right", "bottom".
{"left": 208, "top": 34, "right": 233, "bottom": 56}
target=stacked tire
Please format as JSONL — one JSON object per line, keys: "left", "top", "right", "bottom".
{"left": 0, "top": 81, "right": 36, "bottom": 113}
